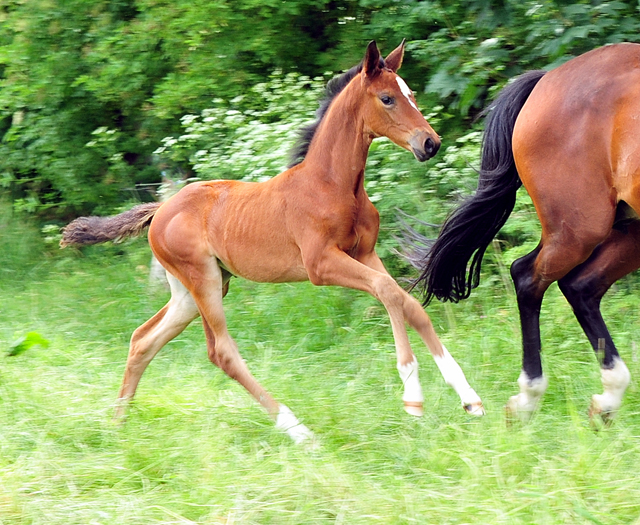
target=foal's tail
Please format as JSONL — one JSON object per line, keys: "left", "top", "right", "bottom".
{"left": 409, "top": 70, "right": 546, "bottom": 305}
{"left": 60, "top": 202, "right": 162, "bottom": 248}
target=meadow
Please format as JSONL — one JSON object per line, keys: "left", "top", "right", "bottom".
{"left": 1, "top": 210, "right": 640, "bottom": 525}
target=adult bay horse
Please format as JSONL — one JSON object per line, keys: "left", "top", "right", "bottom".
{"left": 61, "top": 41, "right": 484, "bottom": 443}
{"left": 408, "top": 43, "right": 640, "bottom": 422}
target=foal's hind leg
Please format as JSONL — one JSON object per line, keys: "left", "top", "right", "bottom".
{"left": 558, "top": 224, "right": 640, "bottom": 421}
{"left": 185, "top": 260, "right": 313, "bottom": 443}
{"left": 115, "top": 273, "right": 200, "bottom": 420}
{"left": 362, "top": 252, "right": 483, "bottom": 415}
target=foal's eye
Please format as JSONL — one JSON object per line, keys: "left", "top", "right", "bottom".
{"left": 380, "top": 95, "right": 395, "bottom": 106}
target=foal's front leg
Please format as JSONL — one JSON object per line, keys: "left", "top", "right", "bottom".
{"left": 361, "top": 252, "right": 483, "bottom": 415}
{"left": 306, "top": 246, "right": 481, "bottom": 416}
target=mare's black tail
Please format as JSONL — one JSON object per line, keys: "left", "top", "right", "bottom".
{"left": 409, "top": 70, "right": 546, "bottom": 304}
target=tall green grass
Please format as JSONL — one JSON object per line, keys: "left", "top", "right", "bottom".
{"left": 1, "top": 208, "right": 640, "bottom": 524}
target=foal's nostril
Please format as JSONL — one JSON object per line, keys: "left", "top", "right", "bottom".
{"left": 409, "top": 133, "right": 440, "bottom": 161}
{"left": 425, "top": 137, "right": 440, "bottom": 157}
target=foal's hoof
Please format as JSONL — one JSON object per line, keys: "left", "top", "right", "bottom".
{"left": 275, "top": 404, "right": 315, "bottom": 444}
{"left": 112, "top": 400, "right": 129, "bottom": 426}
{"left": 111, "top": 414, "right": 126, "bottom": 427}
{"left": 403, "top": 401, "right": 424, "bottom": 417}
{"left": 463, "top": 401, "right": 485, "bottom": 417}
{"left": 286, "top": 423, "right": 316, "bottom": 444}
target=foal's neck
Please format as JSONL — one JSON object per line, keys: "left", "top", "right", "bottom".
{"left": 301, "top": 81, "right": 372, "bottom": 192}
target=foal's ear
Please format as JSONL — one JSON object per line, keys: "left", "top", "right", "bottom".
{"left": 363, "top": 40, "right": 381, "bottom": 79}
{"left": 385, "top": 39, "right": 405, "bottom": 72}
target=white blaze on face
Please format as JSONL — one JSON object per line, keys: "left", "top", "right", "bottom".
{"left": 396, "top": 76, "right": 420, "bottom": 112}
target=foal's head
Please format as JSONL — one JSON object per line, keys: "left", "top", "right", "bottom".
{"left": 359, "top": 40, "right": 440, "bottom": 162}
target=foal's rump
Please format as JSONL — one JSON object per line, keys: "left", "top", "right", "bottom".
{"left": 147, "top": 179, "right": 310, "bottom": 284}
{"left": 60, "top": 177, "right": 311, "bottom": 284}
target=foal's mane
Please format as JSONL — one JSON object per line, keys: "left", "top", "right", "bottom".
{"left": 288, "top": 56, "right": 386, "bottom": 167}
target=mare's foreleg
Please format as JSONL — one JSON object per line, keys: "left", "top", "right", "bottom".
{"left": 115, "top": 273, "right": 200, "bottom": 420}
{"left": 558, "top": 225, "right": 640, "bottom": 421}
{"left": 362, "top": 253, "right": 483, "bottom": 415}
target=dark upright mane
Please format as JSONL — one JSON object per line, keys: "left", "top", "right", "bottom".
{"left": 288, "top": 57, "right": 386, "bottom": 167}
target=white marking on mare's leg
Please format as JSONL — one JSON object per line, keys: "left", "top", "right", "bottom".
{"left": 434, "top": 346, "right": 484, "bottom": 415}
{"left": 591, "top": 357, "right": 630, "bottom": 419}
{"left": 398, "top": 357, "right": 424, "bottom": 416}
{"left": 275, "top": 404, "right": 314, "bottom": 444}
{"left": 505, "top": 370, "right": 548, "bottom": 421}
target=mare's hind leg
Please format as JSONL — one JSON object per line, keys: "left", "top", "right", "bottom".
{"left": 505, "top": 246, "right": 549, "bottom": 419}
{"left": 506, "top": 161, "right": 617, "bottom": 421}
{"left": 362, "top": 252, "right": 483, "bottom": 415}
{"left": 115, "top": 273, "right": 200, "bottom": 420}
{"left": 507, "top": 231, "right": 614, "bottom": 420}
{"left": 558, "top": 223, "right": 640, "bottom": 421}
{"left": 187, "top": 260, "right": 313, "bottom": 443}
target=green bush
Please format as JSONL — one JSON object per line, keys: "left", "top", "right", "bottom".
{"left": 0, "top": 200, "right": 47, "bottom": 282}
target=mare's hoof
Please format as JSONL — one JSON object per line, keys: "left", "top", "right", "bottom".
{"left": 504, "top": 398, "right": 534, "bottom": 426}
{"left": 403, "top": 401, "right": 424, "bottom": 417}
{"left": 504, "top": 404, "right": 519, "bottom": 427}
{"left": 588, "top": 395, "right": 614, "bottom": 428}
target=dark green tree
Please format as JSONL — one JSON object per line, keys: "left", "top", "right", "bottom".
{"left": 1, "top": 0, "right": 639, "bottom": 218}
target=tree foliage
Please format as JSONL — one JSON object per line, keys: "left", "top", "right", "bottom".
{"left": 0, "top": 0, "right": 639, "bottom": 218}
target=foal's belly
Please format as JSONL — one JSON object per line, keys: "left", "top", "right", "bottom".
{"left": 219, "top": 249, "right": 310, "bottom": 284}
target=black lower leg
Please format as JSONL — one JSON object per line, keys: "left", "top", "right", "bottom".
{"left": 558, "top": 270, "right": 619, "bottom": 368}
{"left": 511, "top": 248, "right": 545, "bottom": 380}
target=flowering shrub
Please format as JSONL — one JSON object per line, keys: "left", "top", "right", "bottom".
{"left": 154, "top": 72, "right": 326, "bottom": 182}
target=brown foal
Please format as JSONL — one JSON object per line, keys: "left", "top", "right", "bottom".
{"left": 62, "top": 41, "right": 483, "bottom": 442}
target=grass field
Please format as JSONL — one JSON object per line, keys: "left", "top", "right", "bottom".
{"left": 1, "top": 214, "right": 640, "bottom": 524}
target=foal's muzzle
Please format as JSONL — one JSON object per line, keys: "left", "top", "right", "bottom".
{"left": 409, "top": 132, "right": 441, "bottom": 162}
